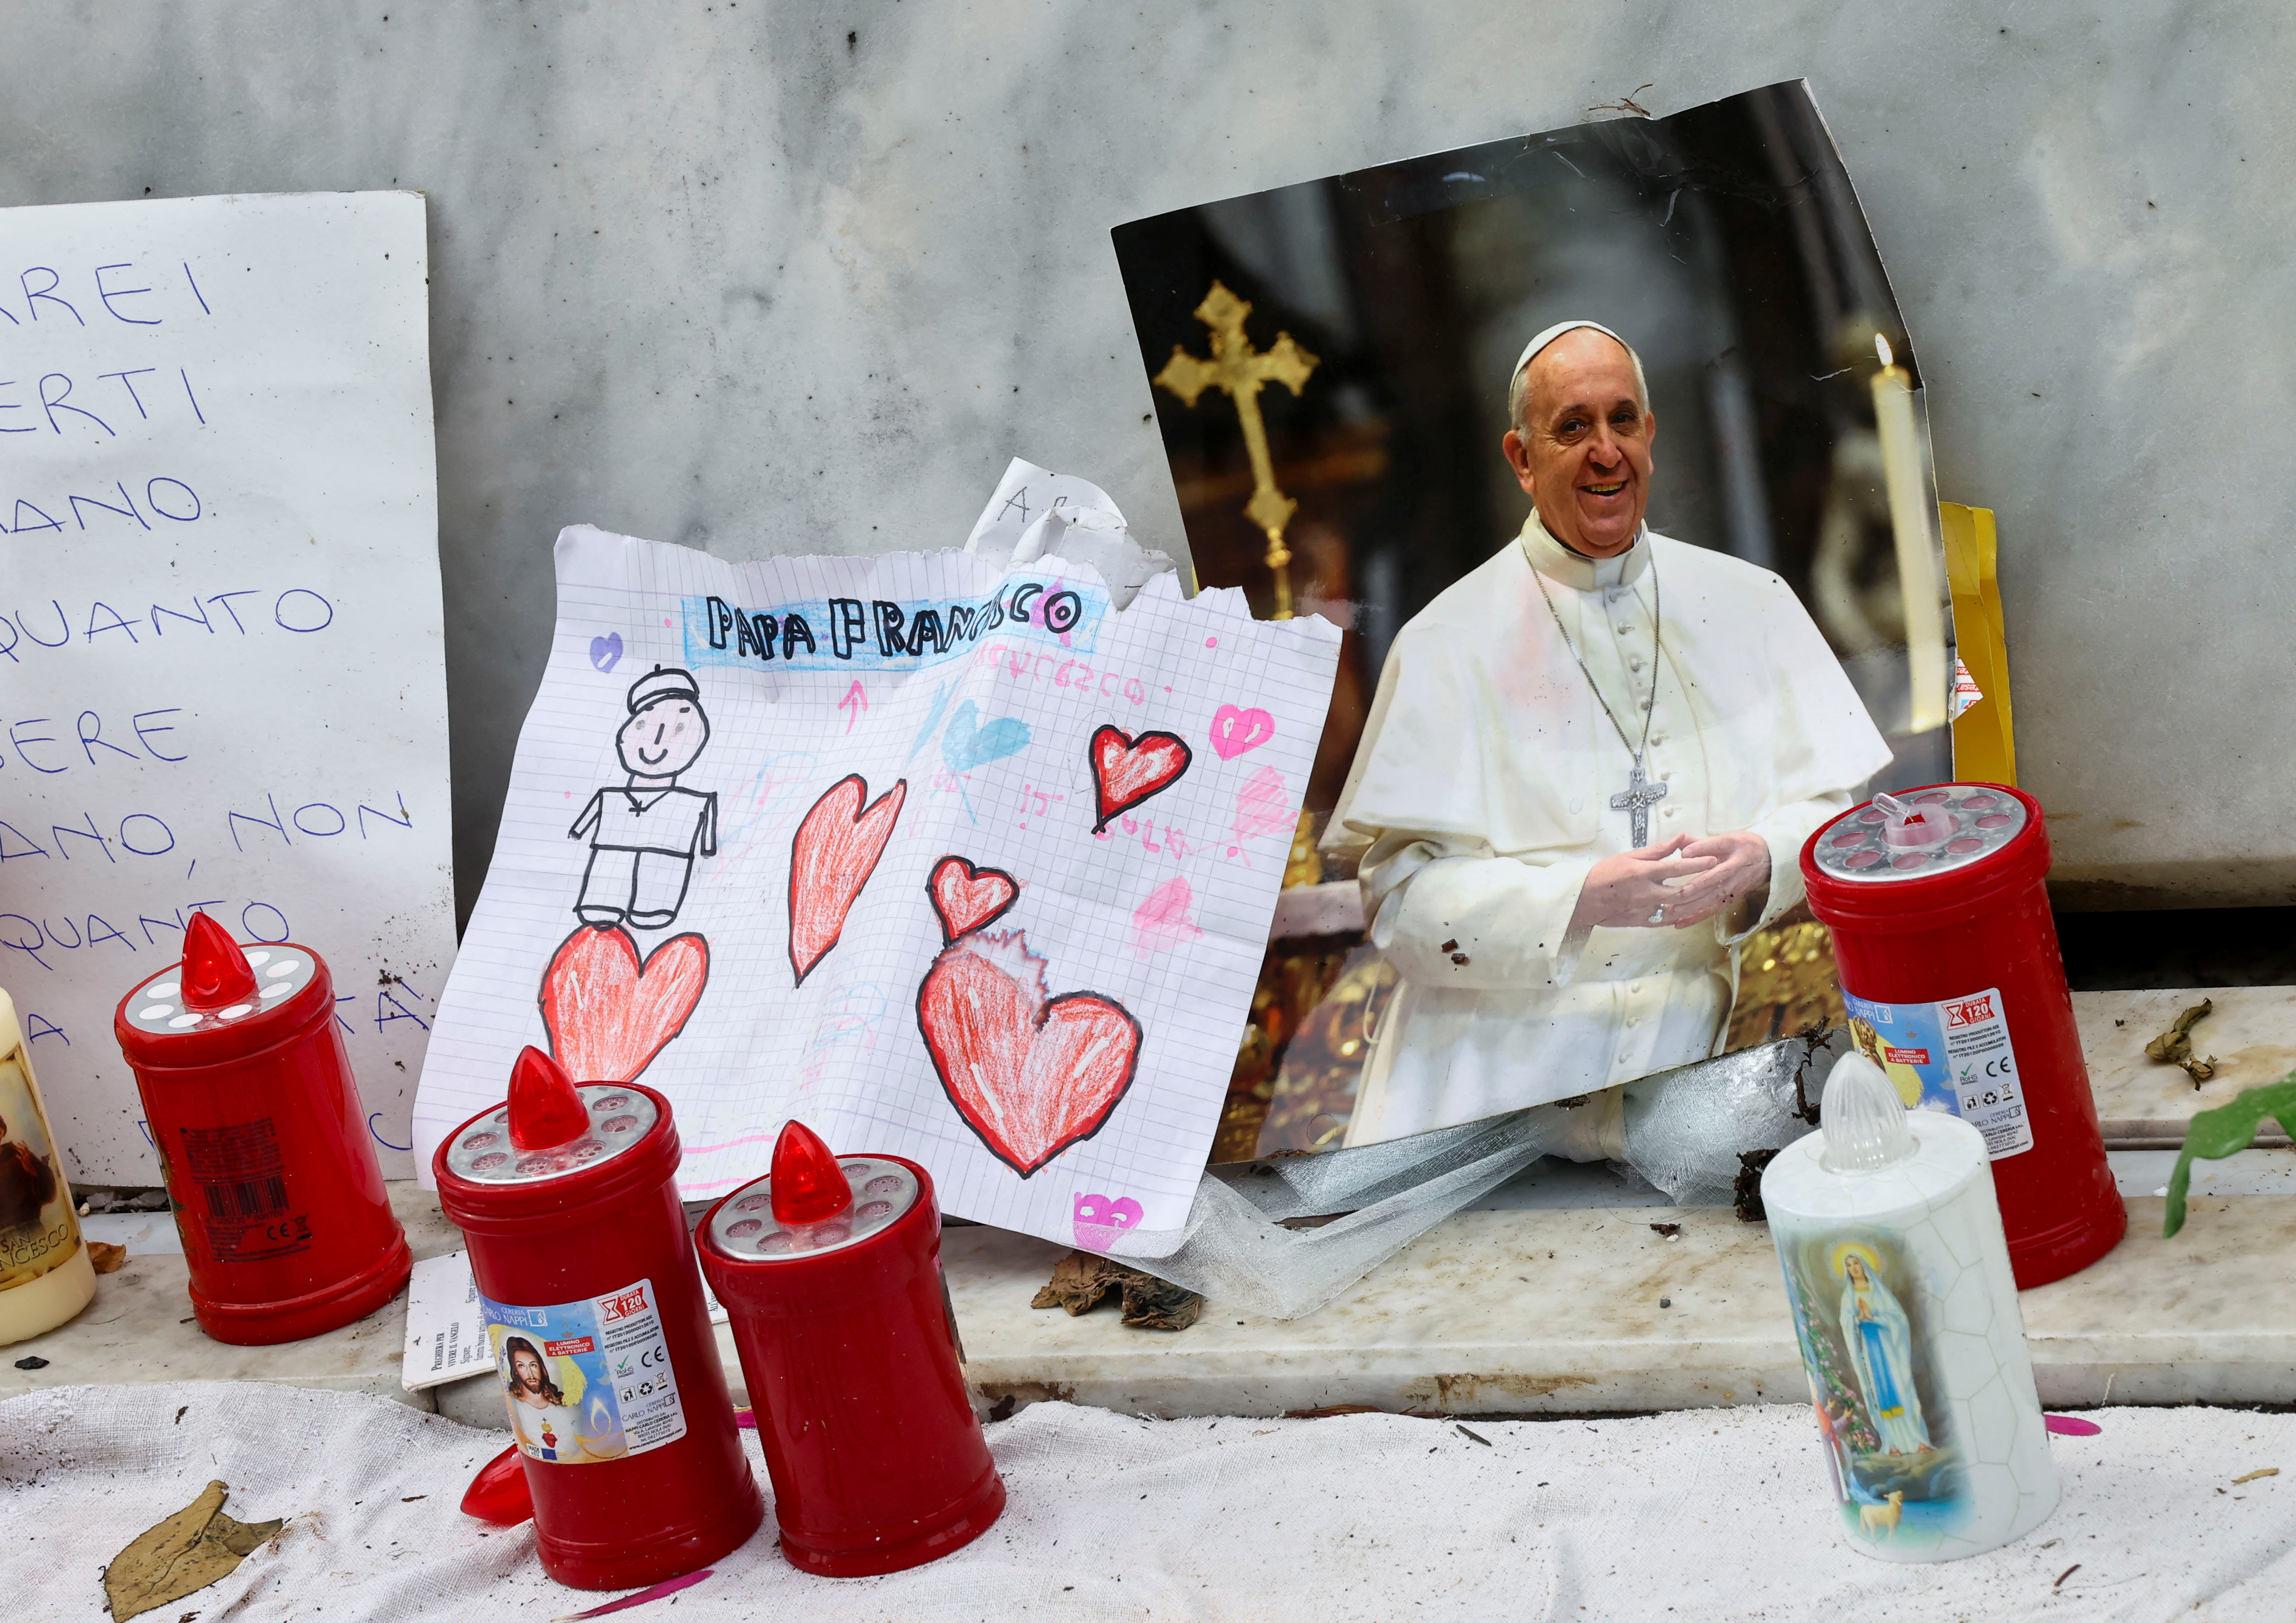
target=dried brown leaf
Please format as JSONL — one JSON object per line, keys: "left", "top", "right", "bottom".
{"left": 2147, "top": 999, "right": 2214, "bottom": 1066}
{"left": 103, "top": 1480, "right": 284, "bottom": 1622}
{"left": 1029, "top": 1250, "right": 1201, "bottom": 1330}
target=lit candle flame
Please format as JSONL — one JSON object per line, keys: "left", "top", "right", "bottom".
{"left": 1875, "top": 333, "right": 1895, "bottom": 369}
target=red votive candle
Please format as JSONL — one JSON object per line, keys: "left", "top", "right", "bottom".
{"left": 1802, "top": 782, "right": 2124, "bottom": 1287}
{"left": 698, "top": 1119, "right": 1005, "bottom": 1577}
{"left": 112, "top": 912, "right": 411, "bottom": 1344}
{"left": 434, "top": 1046, "right": 762, "bottom": 1590}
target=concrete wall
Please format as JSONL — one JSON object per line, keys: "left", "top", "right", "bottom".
{"left": 3, "top": 2, "right": 2286, "bottom": 915}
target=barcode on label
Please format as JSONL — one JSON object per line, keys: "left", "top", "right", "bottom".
{"left": 201, "top": 1174, "right": 289, "bottom": 1222}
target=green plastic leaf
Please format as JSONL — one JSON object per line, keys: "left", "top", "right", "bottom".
{"left": 2164, "top": 1072, "right": 2296, "bottom": 1237}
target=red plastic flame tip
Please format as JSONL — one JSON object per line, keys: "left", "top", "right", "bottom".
{"left": 507, "top": 1046, "right": 590, "bottom": 1151}
{"left": 771, "top": 1119, "right": 852, "bottom": 1226}
{"left": 178, "top": 911, "right": 259, "bottom": 1011}
{"left": 461, "top": 1443, "right": 534, "bottom": 1526}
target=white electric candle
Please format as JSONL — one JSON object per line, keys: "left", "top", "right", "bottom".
{"left": 1761, "top": 1053, "right": 2057, "bottom": 1562}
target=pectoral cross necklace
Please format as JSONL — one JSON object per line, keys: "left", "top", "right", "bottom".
{"left": 1531, "top": 560, "right": 1669, "bottom": 847}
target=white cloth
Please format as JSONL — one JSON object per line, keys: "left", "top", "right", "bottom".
{"left": 1329, "top": 515, "right": 1890, "bottom": 1143}
{"left": 8, "top": 1381, "right": 2295, "bottom": 1620}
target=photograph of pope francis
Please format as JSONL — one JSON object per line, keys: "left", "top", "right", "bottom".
{"left": 1327, "top": 318, "right": 1887, "bottom": 1143}
{"left": 1116, "top": 81, "right": 1954, "bottom": 1153}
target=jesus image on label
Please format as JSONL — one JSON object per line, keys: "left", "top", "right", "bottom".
{"left": 569, "top": 666, "right": 719, "bottom": 931}
{"left": 501, "top": 1334, "right": 576, "bottom": 1462}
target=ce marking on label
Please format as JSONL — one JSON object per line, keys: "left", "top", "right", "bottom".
{"left": 1983, "top": 1057, "right": 2016, "bottom": 1079}
{"left": 264, "top": 1215, "right": 314, "bottom": 1244}
{"left": 640, "top": 1346, "right": 668, "bottom": 1369}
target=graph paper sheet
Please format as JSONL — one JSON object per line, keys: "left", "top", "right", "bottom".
{"left": 416, "top": 511, "right": 1341, "bottom": 1254}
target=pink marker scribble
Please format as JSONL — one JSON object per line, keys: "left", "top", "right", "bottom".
{"left": 1227, "top": 765, "right": 1290, "bottom": 857}
{"left": 1131, "top": 874, "right": 1204, "bottom": 956}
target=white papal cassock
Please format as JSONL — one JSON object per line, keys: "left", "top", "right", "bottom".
{"left": 1327, "top": 513, "right": 1892, "bottom": 1145}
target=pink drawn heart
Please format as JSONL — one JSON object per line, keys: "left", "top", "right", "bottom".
{"left": 539, "top": 925, "right": 709, "bottom": 1084}
{"left": 927, "top": 854, "right": 1020, "bottom": 945}
{"left": 1209, "top": 704, "right": 1274, "bottom": 761}
{"left": 788, "top": 774, "right": 907, "bottom": 986}
{"left": 1073, "top": 1191, "right": 1145, "bottom": 1252}
{"left": 1130, "top": 874, "right": 1203, "bottom": 956}
{"left": 916, "top": 931, "right": 1141, "bottom": 1177}
{"left": 1089, "top": 725, "right": 1193, "bottom": 833}
{"left": 1230, "top": 764, "right": 1292, "bottom": 843}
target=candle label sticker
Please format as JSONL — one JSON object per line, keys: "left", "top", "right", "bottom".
{"left": 173, "top": 1118, "right": 315, "bottom": 1262}
{"left": 1844, "top": 988, "right": 2035, "bottom": 1161}
{"left": 1774, "top": 1228, "right": 1966, "bottom": 1544}
{"left": 480, "top": 1277, "right": 689, "bottom": 1464}
{"left": 0, "top": 1043, "right": 82, "bottom": 1285}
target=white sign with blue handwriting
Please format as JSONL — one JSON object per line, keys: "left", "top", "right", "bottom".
{"left": 0, "top": 191, "right": 458, "bottom": 1180}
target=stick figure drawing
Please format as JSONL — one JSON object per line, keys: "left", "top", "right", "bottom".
{"left": 568, "top": 666, "right": 719, "bottom": 931}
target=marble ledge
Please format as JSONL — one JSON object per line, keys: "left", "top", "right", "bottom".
{"left": 0, "top": 1182, "right": 463, "bottom": 1409}
{"left": 950, "top": 1194, "right": 2296, "bottom": 1419}
{"left": 13, "top": 1153, "right": 2296, "bottom": 1426}
{"left": 2076, "top": 986, "right": 2296, "bottom": 1146}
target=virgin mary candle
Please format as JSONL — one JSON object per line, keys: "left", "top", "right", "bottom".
{"left": 1761, "top": 1052, "right": 2057, "bottom": 1561}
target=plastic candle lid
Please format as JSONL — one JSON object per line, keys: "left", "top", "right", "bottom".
{"left": 441, "top": 1086, "right": 660, "bottom": 1184}
{"left": 121, "top": 941, "right": 319, "bottom": 1036}
{"left": 1810, "top": 784, "right": 2028, "bottom": 884}
{"left": 706, "top": 1157, "right": 920, "bottom": 1260}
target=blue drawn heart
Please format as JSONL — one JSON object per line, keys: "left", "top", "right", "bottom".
{"left": 590, "top": 632, "right": 623, "bottom": 673}
{"left": 942, "top": 700, "right": 1032, "bottom": 773}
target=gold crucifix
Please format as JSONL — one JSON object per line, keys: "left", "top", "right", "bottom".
{"left": 1152, "top": 281, "right": 1319, "bottom": 619}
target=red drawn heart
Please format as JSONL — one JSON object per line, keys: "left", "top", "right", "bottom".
{"left": 788, "top": 774, "right": 907, "bottom": 986}
{"left": 927, "top": 855, "right": 1020, "bottom": 946}
{"left": 1088, "top": 724, "right": 1193, "bottom": 833}
{"left": 916, "top": 931, "right": 1141, "bottom": 1177}
{"left": 538, "top": 925, "right": 709, "bottom": 1084}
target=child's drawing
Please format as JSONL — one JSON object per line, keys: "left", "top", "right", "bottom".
{"left": 415, "top": 501, "right": 1344, "bottom": 1257}
{"left": 538, "top": 924, "right": 710, "bottom": 1084}
{"left": 916, "top": 929, "right": 1141, "bottom": 1177}
{"left": 1088, "top": 724, "right": 1193, "bottom": 833}
{"left": 568, "top": 666, "right": 718, "bottom": 931}
{"left": 927, "top": 855, "right": 1020, "bottom": 946}
{"left": 788, "top": 774, "right": 908, "bottom": 986}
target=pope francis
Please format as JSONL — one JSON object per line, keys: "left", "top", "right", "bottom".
{"left": 1327, "top": 320, "right": 1891, "bottom": 1146}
